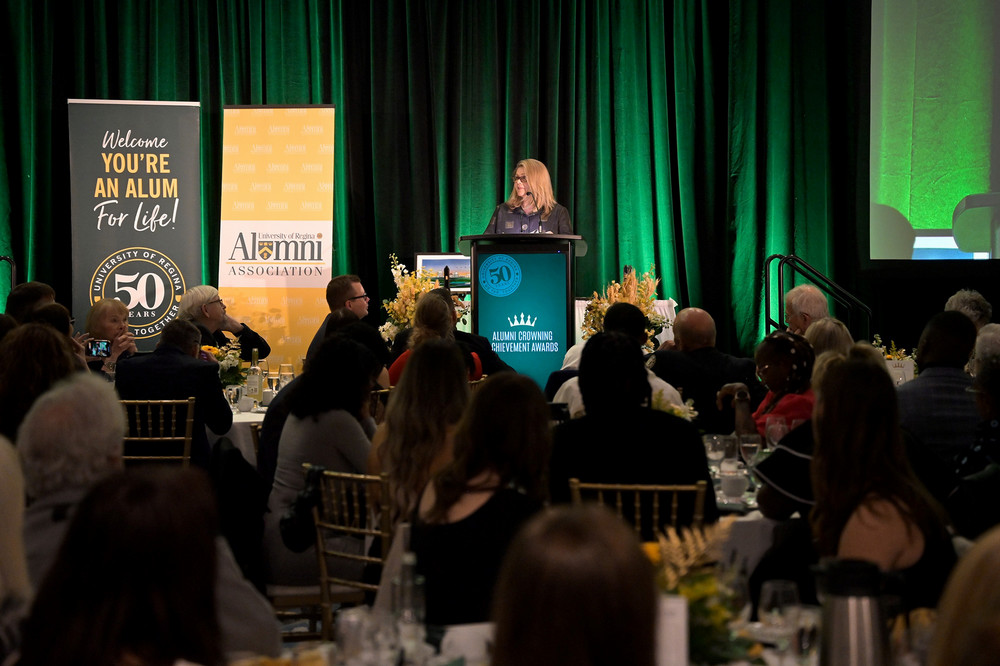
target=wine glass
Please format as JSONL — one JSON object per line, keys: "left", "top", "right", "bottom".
{"left": 740, "top": 434, "right": 762, "bottom": 466}
{"left": 225, "top": 384, "right": 243, "bottom": 414}
{"left": 765, "top": 415, "right": 789, "bottom": 449}
{"left": 760, "top": 580, "right": 801, "bottom": 663}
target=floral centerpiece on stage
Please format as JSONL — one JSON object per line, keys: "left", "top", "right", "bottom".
{"left": 581, "top": 265, "right": 666, "bottom": 352}
{"left": 873, "top": 334, "right": 917, "bottom": 383}
{"left": 202, "top": 339, "right": 245, "bottom": 386}
{"left": 379, "top": 253, "right": 441, "bottom": 343}
{"left": 644, "top": 517, "right": 762, "bottom": 665}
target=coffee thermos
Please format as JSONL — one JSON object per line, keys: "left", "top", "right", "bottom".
{"left": 816, "top": 558, "right": 890, "bottom": 666}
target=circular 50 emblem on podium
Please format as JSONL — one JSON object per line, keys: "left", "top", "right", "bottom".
{"left": 478, "top": 254, "right": 522, "bottom": 298}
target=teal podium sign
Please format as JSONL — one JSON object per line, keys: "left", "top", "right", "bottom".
{"left": 459, "top": 235, "right": 587, "bottom": 388}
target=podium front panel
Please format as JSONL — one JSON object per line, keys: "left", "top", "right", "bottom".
{"left": 473, "top": 242, "right": 571, "bottom": 387}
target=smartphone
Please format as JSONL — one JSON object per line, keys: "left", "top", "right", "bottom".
{"left": 86, "top": 339, "right": 112, "bottom": 357}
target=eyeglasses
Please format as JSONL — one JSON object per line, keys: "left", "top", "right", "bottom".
{"left": 512, "top": 175, "right": 528, "bottom": 183}
{"left": 207, "top": 298, "right": 224, "bottom": 306}
{"left": 347, "top": 294, "right": 369, "bottom": 302}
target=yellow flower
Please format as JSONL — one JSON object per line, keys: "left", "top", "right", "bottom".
{"left": 201, "top": 345, "right": 220, "bottom": 356}
{"left": 642, "top": 542, "right": 662, "bottom": 567}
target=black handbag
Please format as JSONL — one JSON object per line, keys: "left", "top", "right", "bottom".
{"left": 279, "top": 464, "right": 326, "bottom": 552}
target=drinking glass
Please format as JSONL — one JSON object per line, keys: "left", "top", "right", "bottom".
{"left": 740, "top": 434, "right": 762, "bottom": 466}
{"left": 760, "top": 579, "right": 801, "bottom": 663}
{"left": 795, "top": 606, "right": 820, "bottom": 664}
{"left": 702, "top": 435, "right": 725, "bottom": 476}
{"left": 720, "top": 463, "right": 749, "bottom": 500}
{"left": 279, "top": 363, "right": 295, "bottom": 389}
{"left": 225, "top": 384, "right": 243, "bottom": 414}
{"left": 765, "top": 415, "right": 789, "bottom": 449}
{"left": 720, "top": 434, "right": 740, "bottom": 463}
{"left": 266, "top": 370, "right": 279, "bottom": 392}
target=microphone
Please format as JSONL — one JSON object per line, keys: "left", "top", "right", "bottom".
{"left": 526, "top": 191, "right": 540, "bottom": 233}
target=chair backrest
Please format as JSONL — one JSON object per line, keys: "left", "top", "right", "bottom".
{"left": 568, "top": 478, "right": 708, "bottom": 537}
{"left": 310, "top": 465, "right": 392, "bottom": 595}
{"left": 120, "top": 398, "right": 195, "bottom": 467}
{"left": 368, "top": 387, "right": 391, "bottom": 424}
{"left": 249, "top": 422, "right": 261, "bottom": 459}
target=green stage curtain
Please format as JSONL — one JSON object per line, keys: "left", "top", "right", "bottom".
{"left": 0, "top": 0, "right": 862, "bottom": 352}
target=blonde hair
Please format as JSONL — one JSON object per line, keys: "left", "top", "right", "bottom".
{"left": 178, "top": 285, "right": 220, "bottom": 322}
{"left": 504, "top": 159, "right": 558, "bottom": 220}
{"left": 928, "top": 526, "right": 1000, "bottom": 666}
{"left": 804, "top": 317, "right": 853, "bottom": 356}
{"left": 85, "top": 299, "right": 129, "bottom": 338}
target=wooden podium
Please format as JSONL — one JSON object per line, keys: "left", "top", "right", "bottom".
{"left": 458, "top": 234, "right": 587, "bottom": 387}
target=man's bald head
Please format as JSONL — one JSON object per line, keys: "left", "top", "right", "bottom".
{"left": 673, "top": 307, "right": 716, "bottom": 351}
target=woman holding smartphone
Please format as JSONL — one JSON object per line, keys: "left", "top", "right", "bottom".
{"left": 84, "top": 299, "right": 137, "bottom": 379}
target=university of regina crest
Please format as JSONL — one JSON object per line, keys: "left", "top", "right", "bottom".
{"left": 89, "top": 246, "right": 187, "bottom": 339}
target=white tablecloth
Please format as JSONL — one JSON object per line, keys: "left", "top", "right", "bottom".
{"left": 207, "top": 411, "right": 265, "bottom": 468}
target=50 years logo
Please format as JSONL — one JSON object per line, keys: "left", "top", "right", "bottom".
{"left": 90, "top": 247, "right": 187, "bottom": 339}
{"left": 478, "top": 254, "right": 522, "bottom": 298}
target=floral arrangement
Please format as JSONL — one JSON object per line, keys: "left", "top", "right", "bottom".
{"left": 581, "top": 265, "right": 667, "bottom": 352}
{"left": 379, "top": 253, "right": 444, "bottom": 343}
{"left": 645, "top": 517, "right": 762, "bottom": 665}
{"left": 202, "top": 339, "right": 245, "bottom": 386}
{"left": 872, "top": 333, "right": 911, "bottom": 361}
{"left": 652, "top": 391, "right": 699, "bottom": 422}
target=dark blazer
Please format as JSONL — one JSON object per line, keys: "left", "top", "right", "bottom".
{"left": 483, "top": 202, "right": 573, "bottom": 235}
{"left": 388, "top": 327, "right": 513, "bottom": 376}
{"left": 549, "top": 407, "right": 719, "bottom": 537}
{"left": 648, "top": 347, "right": 763, "bottom": 435}
{"left": 115, "top": 345, "right": 233, "bottom": 467}
{"left": 198, "top": 322, "right": 271, "bottom": 362}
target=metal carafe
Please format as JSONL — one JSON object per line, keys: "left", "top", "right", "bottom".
{"left": 817, "top": 558, "right": 889, "bottom": 666}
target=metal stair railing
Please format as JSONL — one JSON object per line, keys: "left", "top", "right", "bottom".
{"left": 764, "top": 254, "right": 871, "bottom": 341}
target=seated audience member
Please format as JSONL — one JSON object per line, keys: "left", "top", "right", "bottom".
{"left": 0, "top": 323, "right": 77, "bottom": 443}
{"left": 25, "top": 302, "right": 87, "bottom": 369}
{"left": 257, "top": 315, "right": 390, "bottom": 493}
{"left": 647, "top": 307, "right": 762, "bottom": 434}
{"left": 549, "top": 332, "right": 718, "bottom": 531}
{"left": 389, "top": 287, "right": 512, "bottom": 376}
{"left": 928, "top": 525, "right": 1000, "bottom": 666}
{"left": 0, "top": 314, "right": 17, "bottom": 343}
{"left": 389, "top": 291, "right": 483, "bottom": 385}
{"left": 553, "top": 303, "right": 681, "bottom": 418}
{"left": 803, "top": 316, "right": 853, "bottom": 356}
{"left": 114, "top": 320, "right": 233, "bottom": 468}
{"left": 0, "top": 434, "right": 29, "bottom": 662}
{"left": 84, "top": 298, "right": 137, "bottom": 379}
{"left": 3, "top": 281, "right": 55, "bottom": 323}
{"left": 411, "top": 373, "right": 549, "bottom": 626}
{"left": 718, "top": 331, "right": 815, "bottom": 440}
{"left": 369, "top": 339, "right": 469, "bottom": 525}
{"left": 811, "top": 352, "right": 956, "bottom": 610}
{"left": 897, "top": 311, "right": 978, "bottom": 459}
{"left": 17, "top": 468, "right": 223, "bottom": 666}
{"left": 305, "top": 274, "right": 370, "bottom": 363}
{"left": 973, "top": 323, "right": 1000, "bottom": 375}
{"left": 263, "top": 336, "right": 381, "bottom": 586}
{"left": 784, "top": 284, "right": 829, "bottom": 335}
{"left": 945, "top": 288, "right": 992, "bottom": 331}
{"left": 179, "top": 284, "right": 270, "bottom": 361}
{"left": 491, "top": 506, "right": 657, "bottom": 666}
{"left": 17, "top": 373, "right": 281, "bottom": 657}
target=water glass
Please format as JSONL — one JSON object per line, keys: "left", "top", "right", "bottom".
{"left": 702, "top": 434, "right": 725, "bottom": 475}
{"left": 224, "top": 384, "right": 243, "bottom": 414}
{"left": 760, "top": 579, "right": 801, "bottom": 660}
{"left": 739, "top": 434, "right": 762, "bottom": 465}
{"left": 765, "top": 415, "right": 789, "bottom": 448}
{"left": 720, "top": 462, "right": 749, "bottom": 500}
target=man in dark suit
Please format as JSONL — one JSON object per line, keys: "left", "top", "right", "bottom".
{"left": 305, "top": 274, "right": 369, "bottom": 363}
{"left": 388, "top": 287, "right": 513, "bottom": 376}
{"left": 647, "top": 307, "right": 763, "bottom": 434}
{"left": 549, "top": 332, "right": 718, "bottom": 537}
{"left": 115, "top": 319, "right": 233, "bottom": 467}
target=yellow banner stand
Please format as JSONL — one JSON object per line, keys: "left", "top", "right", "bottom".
{"left": 219, "top": 106, "right": 335, "bottom": 371}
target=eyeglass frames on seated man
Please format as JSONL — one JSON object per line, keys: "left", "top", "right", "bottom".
{"left": 346, "top": 293, "right": 369, "bottom": 301}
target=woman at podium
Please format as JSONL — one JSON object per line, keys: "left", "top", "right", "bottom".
{"left": 484, "top": 159, "right": 573, "bottom": 234}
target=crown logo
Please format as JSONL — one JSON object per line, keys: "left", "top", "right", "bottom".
{"left": 508, "top": 312, "right": 537, "bottom": 327}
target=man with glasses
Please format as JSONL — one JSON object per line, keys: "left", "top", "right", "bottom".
{"left": 305, "top": 274, "right": 370, "bottom": 362}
